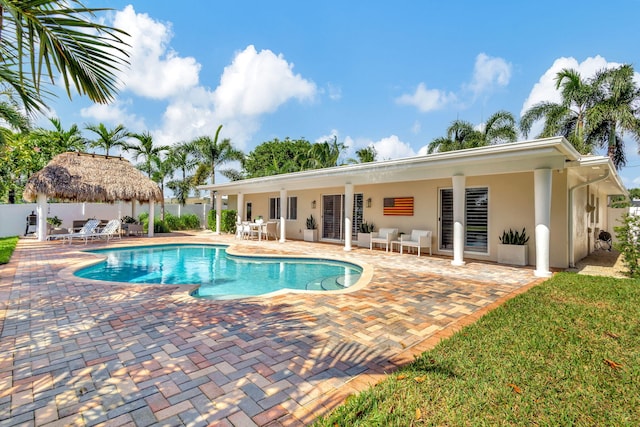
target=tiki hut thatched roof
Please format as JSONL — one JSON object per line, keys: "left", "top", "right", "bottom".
{"left": 23, "top": 152, "right": 163, "bottom": 203}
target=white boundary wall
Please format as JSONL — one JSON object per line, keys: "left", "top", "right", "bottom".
{"left": 0, "top": 202, "right": 212, "bottom": 238}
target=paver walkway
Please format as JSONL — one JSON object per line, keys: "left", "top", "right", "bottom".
{"left": 0, "top": 232, "right": 542, "bottom": 426}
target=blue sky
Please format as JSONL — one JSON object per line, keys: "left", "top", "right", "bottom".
{"left": 45, "top": 1, "right": 640, "bottom": 189}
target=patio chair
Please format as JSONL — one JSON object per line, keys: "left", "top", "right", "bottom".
{"left": 240, "top": 222, "right": 252, "bottom": 239}
{"left": 58, "top": 219, "right": 101, "bottom": 244}
{"left": 92, "top": 219, "right": 121, "bottom": 243}
{"left": 264, "top": 221, "right": 278, "bottom": 240}
{"left": 400, "top": 229, "right": 432, "bottom": 256}
{"left": 370, "top": 228, "right": 398, "bottom": 252}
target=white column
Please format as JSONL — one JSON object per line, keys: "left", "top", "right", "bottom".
{"left": 451, "top": 175, "right": 466, "bottom": 266}
{"left": 344, "top": 183, "right": 353, "bottom": 251}
{"left": 215, "top": 192, "right": 223, "bottom": 235}
{"left": 534, "top": 168, "right": 553, "bottom": 277}
{"left": 237, "top": 193, "right": 244, "bottom": 222}
{"left": 279, "top": 189, "right": 287, "bottom": 243}
{"left": 36, "top": 193, "right": 47, "bottom": 241}
{"left": 148, "top": 200, "right": 155, "bottom": 237}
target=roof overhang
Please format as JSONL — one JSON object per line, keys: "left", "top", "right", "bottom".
{"left": 200, "top": 137, "right": 626, "bottom": 197}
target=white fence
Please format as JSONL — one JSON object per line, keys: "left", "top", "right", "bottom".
{"left": 0, "top": 202, "right": 212, "bottom": 238}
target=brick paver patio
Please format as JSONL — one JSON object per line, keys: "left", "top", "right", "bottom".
{"left": 0, "top": 232, "right": 543, "bottom": 426}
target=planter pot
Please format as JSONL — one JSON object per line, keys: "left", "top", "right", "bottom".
{"left": 497, "top": 243, "right": 529, "bottom": 266}
{"left": 357, "top": 232, "right": 371, "bottom": 248}
{"left": 303, "top": 229, "right": 318, "bottom": 242}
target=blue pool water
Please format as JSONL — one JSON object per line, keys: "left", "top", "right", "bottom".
{"left": 74, "top": 244, "right": 363, "bottom": 299}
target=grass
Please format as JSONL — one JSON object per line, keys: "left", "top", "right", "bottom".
{"left": 314, "top": 273, "right": 640, "bottom": 426}
{"left": 0, "top": 236, "right": 18, "bottom": 264}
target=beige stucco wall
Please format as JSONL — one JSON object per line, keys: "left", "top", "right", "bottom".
{"left": 235, "top": 169, "right": 572, "bottom": 267}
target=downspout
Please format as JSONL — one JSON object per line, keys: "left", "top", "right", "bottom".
{"left": 568, "top": 169, "right": 610, "bottom": 267}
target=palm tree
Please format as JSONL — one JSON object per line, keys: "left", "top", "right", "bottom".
{"left": 587, "top": 64, "right": 640, "bottom": 169}
{"left": 150, "top": 156, "right": 175, "bottom": 221}
{"left": 166, "top": 143, "right": 199, "bottom": 206}
{"left": 520, "top": 68, "right": 596, "bottom": 154}
{"left": 126, "top": 131, "right": 170, "bottom": 176}
{"left": 301, "top": 136, "right": 346, "bottom": 169}
{"left": 85, "top": 123, "right": 129, "bottom": 156}
{"left": 428, "top": 111, "right": 517, "bottom": 154}
{"left": 32, "top": 117, "right": 85, "bottom": 152}
{"left": 191, "top": 125, "right": 244, "bottom": 206}
{"left": 0, "top": 0, "right": 129, "bottom": 113}
{"left": 0, "top": 93, "right": 30, "bottom": 146}
{"left": 480, "top": 110, "right": 518, "bottom": 145}
{"left": 354, "top": 145, "right": 377, "bottom": 163}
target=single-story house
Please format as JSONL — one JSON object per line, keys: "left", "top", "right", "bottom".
{"left": 199, "top": 137, "right": 628, "bottom": 277}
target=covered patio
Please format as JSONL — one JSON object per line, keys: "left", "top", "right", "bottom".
{"left": 0, "top": 232, "right": 541, "bottom": 425}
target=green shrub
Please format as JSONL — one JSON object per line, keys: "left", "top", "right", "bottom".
{"left": 208, "top": 209, "right": 237, "bottom": 233}
{"left": 138, "top": 213, "right": 171, "bottom": 234}
{"left": 153, "top": 219, "right": 170, "bottom": 234}
{"left": 614, "top": 213, "right": 640, "bottom": 278}
{"left": 164, "top": 213, "right": 181, "bottom": 230}
{"left": 181, "top": 213, "right": 201, "bottom": 229}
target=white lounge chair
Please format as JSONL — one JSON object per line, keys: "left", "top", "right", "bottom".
{"left": 56, "top": 219, "right": 101, "bottom": 244}
{"left": 93, "top": 219, "right": 121, "bottom": 243}
{"left": 400, "top": 229, "right": 432, "bottom": 256}
{"left": 370, "top": 228, "right": 398, "bottom": 252}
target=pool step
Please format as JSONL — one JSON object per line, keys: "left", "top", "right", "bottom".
{"left": 305, "top": 275, "right": 346, "bottom": 291}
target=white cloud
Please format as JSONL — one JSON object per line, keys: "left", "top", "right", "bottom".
{"left": 213, "top": 45, "right": 317, "bottom": 118}
{"left": 465, "top": 53, "right": 512, "bottom": 97}
{"left": 80, "top": 100, "right": 145, "bottom": 130}
{"left": 112, "top": 5, "right": 200, "bottom": 99}
{"left": 397, "top": 53, "right": 510, "bottom": 112}
{"left": 327, "top": 83, "right": 342, "bottom": 101}
{"left": 396, "top": 83, "right": 456, "bottom": 112}
{"left": 371, "top": 135, "right": 416, "bottom": 160}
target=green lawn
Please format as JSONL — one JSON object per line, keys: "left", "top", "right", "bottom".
{"left": 0, "top": 236, "right": 18, "bottom": 264}
{"left": 314, "top": 273, "right": 640, "bottom": 426}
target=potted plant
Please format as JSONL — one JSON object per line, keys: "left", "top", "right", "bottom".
{"left": 357, "top": 221, "right": 375, "bottom": 248}
{"left": 304, "top": 214, "right": 318, "bottom": 242}
{"left": 497, "top": 227, "right": 529, "bottom": 266}
{"left": 46, "top": 216, "right": 65, "bottom": 235}
{"left": 121, "top": 215, "right": 143, "bottom": 236}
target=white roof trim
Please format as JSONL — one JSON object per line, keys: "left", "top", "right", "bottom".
{"left": 199, "top": 136, "right": 625, "bottom": 195}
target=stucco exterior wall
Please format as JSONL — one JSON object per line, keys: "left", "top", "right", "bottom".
{"left": 237, "top": 169, "right": 571, "bottom": 268}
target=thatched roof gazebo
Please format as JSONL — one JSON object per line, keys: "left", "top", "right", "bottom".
{"left": 23, "top": 152, "right": 163, "bottom": 241}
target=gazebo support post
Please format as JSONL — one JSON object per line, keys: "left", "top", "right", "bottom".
{"left": 36, "top": 193, "right": 47, "bottom": 241}
{"left": 148, "top": 200, "right": 155, "bottom": 237}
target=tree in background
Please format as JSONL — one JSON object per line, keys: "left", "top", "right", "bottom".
{"left": 126, "top": 131, "right": 169, "bottom": 177}
{"left": 31, "top": 118, "right": 86, "bottom": 152}
{"left": 300, "top": 136, "right": 347, "bottom": 169}
{"left": 521, "top": 68, "right": 596, "bottom": 154}
{"left": 242, "top": 137, "right": 313, "bottom": 178}
{"left": 85, "top": 123, "right": 129, "bottom": 156}
{"left": 191, "top": 125, "right": 244, "bottom": 206}
{"left": 166, "top": 142, "right": 199, "bottom": 206}
{"left": 346, "top": 145, "right": 377, "bottom": 164}
{"left": 428, "top": 111, "right": 517, "bottom": 154}
{"left": 587, "top": 64, "right": 640, "bottom": 169}
{"left": 521, "top": 65, "right": 640, "bottom": 169}
{"left": 0, "top": 0, "right": 129, "bottom": 114}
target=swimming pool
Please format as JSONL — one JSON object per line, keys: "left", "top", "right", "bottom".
{"left": 74, "top": 244, "right": 363, "bottom": 299}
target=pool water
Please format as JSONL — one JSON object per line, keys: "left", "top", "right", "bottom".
{"left": 75, "top": 244, "right": 363, "bottom": 299}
